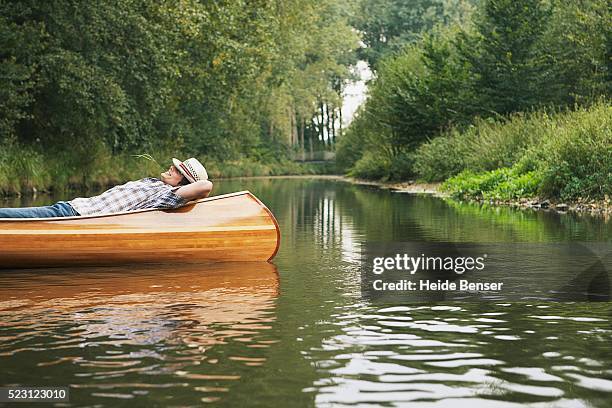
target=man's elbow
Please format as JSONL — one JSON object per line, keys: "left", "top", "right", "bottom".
{"left": 197, "top": 180, "right": 213, "bottom": 199}
{"left": 176, "top": 180, "right": 213, "bottom": 201}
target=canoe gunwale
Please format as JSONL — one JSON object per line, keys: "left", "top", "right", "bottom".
{"left": 0, "top": 190, "right": 253, "bottom": 222}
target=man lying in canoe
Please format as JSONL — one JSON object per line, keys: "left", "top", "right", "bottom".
{"left": 0, "top": 157, "right": 213, "bottom": 218}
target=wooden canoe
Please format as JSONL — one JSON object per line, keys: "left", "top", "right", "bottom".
{"left": 0, "top": 191, "right": 280, "bottom": 268}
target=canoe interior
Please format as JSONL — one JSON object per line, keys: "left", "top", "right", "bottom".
{"left": 0, "top": 191, "right": 280, "bottom": 268}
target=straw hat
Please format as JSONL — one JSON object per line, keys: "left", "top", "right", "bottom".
{"left": 172, "top": 157, "right": 208, "bottom": 183}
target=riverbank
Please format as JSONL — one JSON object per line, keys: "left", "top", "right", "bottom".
{"left": 337, "top": 101, "right": 611, "bottom": 218}
{"left": 2, "top": 173, "right": 610, "bottom": 218}
{"left": 345, "top": 177, "right": 611, "bottom": 218}
{"left": 452, "top": 196, "right": 612, "bottom": 218}
{"left": 0, "top": 147, "right": 335, "bottom": 198}
{"left": 339, "top": 103, "right": 611, "bottom": 211}
{"left": 347, "top": 178, "right": 444, "bottom": 196}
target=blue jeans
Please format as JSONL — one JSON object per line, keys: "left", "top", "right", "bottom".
{"left": 0, "top": 201, "right": 80, "bottom": 218}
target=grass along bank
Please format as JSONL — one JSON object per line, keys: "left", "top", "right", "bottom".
{"left": 340, "top": 101, "right": 611, "bottom": 216}
{"left": 414, "top": 102, "right": 611, "bottom": 215}
{"left": 0, "top": 143, "right": 334, "bottom": 197}
{"left": 346, "top": 177, "right": 610, "bottom": 217}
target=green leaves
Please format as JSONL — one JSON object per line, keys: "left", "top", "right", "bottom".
{"left": 431, "top": 102, "right": 611, "bottom": 201}
{"left": 0, "top": 0, "right": 359, "bottom": 164}
{"left": 461, "top": 0, "right": 554, "bottom": 114}
{"left": 442, "top": 168, "right": 543, "bottom": 200}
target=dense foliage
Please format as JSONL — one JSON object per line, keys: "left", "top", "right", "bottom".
{"left": 340, "top": 0, "right": 610, "bottom": 201}
{"left": 434, "top": 103, "right": 611, "bottom": 201}
{"left": 0, "top": 0, "right": 357, "bottom": 193}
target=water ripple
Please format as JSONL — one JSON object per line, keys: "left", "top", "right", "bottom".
{"left": 307, "top": 303, "right": 612, "bottom": 407}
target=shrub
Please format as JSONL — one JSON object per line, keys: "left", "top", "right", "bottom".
{"left": 442, "top": 167, "right": 542, "bottom": 201}
{"left": 413, "top": 129, "right": 469, "bottom": 181}
{"left": 349, "top": 151, "right": 392, "bottom": 180}
{"left": 442, "top": 168, "right": 512, "bottom": 199}
{"left": 0, "top": 143, "right": 49, "bottom": 194}
{"left": 487, "top": 171, "right": 543, "bottom": 200}
{"left": 420, "top": 101, "right": 611, "bottom": 201}
{"left": 537, "top": 103, "right": 612, "bottom": 200}
{"left": 460, "top": 113, "right": 548, "bottom": 172}
{"left": 336, "top": 108, "right": 371, "bottom": 173}
{"left": 388, "top": 151, "right": 415, "bottom": 180}
{"left": 414, "top": 109, "right": 554, "bottom": 181}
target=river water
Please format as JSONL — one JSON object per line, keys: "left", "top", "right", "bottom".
{"left": 0, "top": 177, "right": 610, "bottom": 407}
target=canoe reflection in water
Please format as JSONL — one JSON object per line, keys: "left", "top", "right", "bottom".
{"left": 1, "top": 262, "right": 278, "bottom": 345}
{"left": 0, "top": 262, "right": 279, "bottom": 402}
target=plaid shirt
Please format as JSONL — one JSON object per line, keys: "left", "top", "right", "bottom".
{"left": 68, "top": 178, "right": 187, "bottom": 216}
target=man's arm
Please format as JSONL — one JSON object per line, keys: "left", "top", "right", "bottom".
{"left": 175, "top": 180, "right": 213, "bottom": 201}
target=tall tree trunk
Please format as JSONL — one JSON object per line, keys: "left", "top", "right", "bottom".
{"left": 338, "top": 107, "right": 343, "bottom": 139}
{"left": 309, "top": 130, "right": 314, "bottom": 156}
{"left": 300, "top": 117, "right": 305, "bottom": 152}
{"left": 291, "top": 106, "right": 297, "bottom": 147}
{"left": 331, "top": 106, "right": 336, "bottom": 148}
{"left": 313, "top": 112, "right": 321, "bottom": 150}
{"left": 319, "top": 101, "right": 325, "bottom": 144}
{"left": 325, "top": 103, "right": 331, "bottom": 149}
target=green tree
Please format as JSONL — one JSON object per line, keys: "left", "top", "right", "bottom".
{"left": 342, "top": 27, "right": 472, "bottom": 158}
{"left": 455, "top": 0, "right": 554, "bottom": 115}
{"left": 353, "top": 0, "right": 476, "bottom": 69}
{"left": 0, "top": 4, "right": 44, "bottom": 142}
{"left": 541, "top": 0, "right": 611, "bottom": 105}
{"left": 0, "top": 0, "right": 358, "bottom": 167}
{"left": 0, "top": 0, "right": 187, "bottom": 152}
